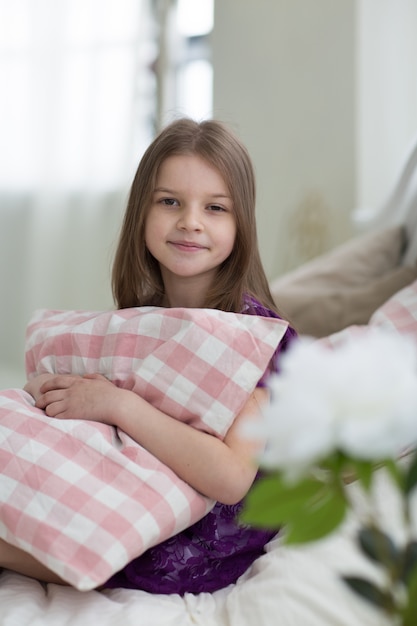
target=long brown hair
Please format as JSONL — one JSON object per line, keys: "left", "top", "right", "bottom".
{"left": 112, "top": 118, "right": 278, "bottom": 313}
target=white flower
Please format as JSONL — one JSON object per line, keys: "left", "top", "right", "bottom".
{"left": 258, "top": 329, "right": 417, "bottom": 479}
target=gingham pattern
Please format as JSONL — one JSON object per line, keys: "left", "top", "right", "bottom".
{"left": 318, "top": 325, "right": 371, "bottom": 349}
{"left": 0, "top": 307, "right": 288, "bottom": 591}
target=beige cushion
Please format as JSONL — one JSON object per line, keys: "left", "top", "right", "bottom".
{"left": 270, "top": 226, "right": 417, "bottom": 337}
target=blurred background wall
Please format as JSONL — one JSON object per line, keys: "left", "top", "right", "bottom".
{"left": 212, "top": 0, "right": 355, "bottom": 278}
{"left": 1, "top": 0, "right": 417, "bottom": 386}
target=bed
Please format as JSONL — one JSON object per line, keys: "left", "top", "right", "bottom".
{"left": 2, "top": 136, "right": 417, "bottom": 625}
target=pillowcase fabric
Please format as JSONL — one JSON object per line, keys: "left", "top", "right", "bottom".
{"left": 270, "top": 226, "right": 417, "bottom": 337}
{"left": 0, "top": 306, "right": 288, "bottom": 591}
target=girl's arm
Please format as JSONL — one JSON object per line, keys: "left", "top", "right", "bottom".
{"left": 34, "top": 374, "right": 267, "bottom": 505}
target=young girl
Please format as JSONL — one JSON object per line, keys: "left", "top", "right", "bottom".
{"left": 5, "top": 118, "right": 296, "bottom": 594}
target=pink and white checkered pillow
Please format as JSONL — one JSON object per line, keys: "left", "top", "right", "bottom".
{"left": 0, "top": 306, "right": 288, "bottom": 591}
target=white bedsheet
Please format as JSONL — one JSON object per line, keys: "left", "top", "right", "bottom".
{"left": 0, "top": 471, "right": 403, "bottom": 625}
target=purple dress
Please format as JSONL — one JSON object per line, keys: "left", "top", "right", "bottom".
{"left": 103, "top": 297, "right": 297, "bottom": 595}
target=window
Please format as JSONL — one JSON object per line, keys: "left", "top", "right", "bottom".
{"left": 156, "top": 0, "right": 214, "bottom": 124}
{"left": 0, "top": 0, "right": 215, "bottom": 191}
{"left": 0, "top": 0, "right": 156, "bottom": 191}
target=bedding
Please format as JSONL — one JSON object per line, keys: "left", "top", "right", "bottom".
{"left": 0, "top": 280, "right": 414, "bottom": 625}
{"left": 270, "top": 225, "right": 417, "bottom": 337}
{"left": 369, "top": 276, "right": 417, "bottom": 332}
{"left": 322, "top": 278, "right": 417, "bottom": 348}
{"left": 0, "top": 469, "right": 404, "bottom": 626}
{"left": 0, "top": 306, "right": 288, "bottom": 591}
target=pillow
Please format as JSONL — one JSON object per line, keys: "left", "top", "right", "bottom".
{"left": 270, "top": 226, "right": 417, "bottom": 338}
{"left": 274, "top": 265, "right": 417, "bottom": 338}
{"left": 319, "top": 279, "right": 417, "bottom": 349}
{"left": 369, "top": 278, "right": 417, "bottom": 333}
{"left": 0, "top": 306, "right": 288, "bottom": 591}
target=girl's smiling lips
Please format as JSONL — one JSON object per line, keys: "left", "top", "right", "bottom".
{"left": 168, "top": 240, "right": 208, "bottom": 252}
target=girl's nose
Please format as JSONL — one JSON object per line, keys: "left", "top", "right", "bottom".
{"left": 176, "top": 206, "right": 203, "bottom": 231}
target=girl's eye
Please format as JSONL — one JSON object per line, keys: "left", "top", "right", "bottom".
{"left": 160, "top": 198, "right": 178, "bottom": 207}
{"left": 208, "top": 204, "right": 226, "bottom": 212}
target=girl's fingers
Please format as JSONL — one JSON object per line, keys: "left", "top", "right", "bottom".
{"left": 39, "top": 375, "right": 79, "bottom": 393}
{"left": 37, "top": 394, "right": 67, "bottom": 417}
{"left": 83, "top": 373, "right": 108, "bottom": 382}
{"left": 44, "top": 401, "right": 66, "bottom": 418}
{"left": 35, "top": 389, "right": 64, "bottom": 410}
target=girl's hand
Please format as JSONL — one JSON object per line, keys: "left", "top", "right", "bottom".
{"left": 34, "top": 373, "right": 122, "bottom": 424}
{"left": 24, "top": 373, "right": 66, "bottom": 404}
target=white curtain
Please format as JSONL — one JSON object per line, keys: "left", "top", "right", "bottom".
{"left": 0, "top": 0, "right": 157, "bottom": 385}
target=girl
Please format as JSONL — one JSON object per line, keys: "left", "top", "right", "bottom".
{"left": 6, "top": 118, "right": 296, "bottom": 593}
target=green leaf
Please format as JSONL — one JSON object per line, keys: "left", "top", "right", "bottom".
{"left": 285, "top": 488, "right": 347, "bottom": 544}
{"left": 402, "top": 564, "right": 417, "bottom": 625}
{"left": 358, "top": 526, "right": 400, "bottom": 567}
{"left": 240, "top": 474, "right": 322, "bottom": 529}
{"left": 350, "top": 459, "right": 374, "bottom": 492}
{"left": 401, "top": 541, "right": 417, "bottom": 583}
{"left": 321, "top": 450, "right": 346, "bottom": 475}
{"left": 382, "top": 458, "right": 405, "bottom": 492}
{"left": 241, "top": 472, "right": 349, "bottom": 544}
{"left": 342, "top": 576, "right": 396, "bottom": 613}
{"left": 404, "top": 452, "right": 417, "bottom": 495}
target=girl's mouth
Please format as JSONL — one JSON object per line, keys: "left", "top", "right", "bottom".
{"left": 169, "top": 241, "right": 207, "bottom": 252}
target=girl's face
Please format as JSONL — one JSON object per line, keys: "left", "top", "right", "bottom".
{"left": 145, "top": 154, "right": 236, "bottom": 307}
